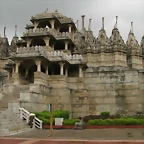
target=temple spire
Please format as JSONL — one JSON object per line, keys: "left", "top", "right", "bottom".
{"left": 88, "top": 18, "right": 92, "bottom": 31}
{"left": 114, "top": 16, "right": 118, "bottom": 28}
{"left": 4, "top": 27, "right": 6, "bottom": 38}
{"left": 102, "top": 17, "right": 104, "bottom": 29}
{"left": 15, "top": 25, "right": 17, "bottom": 36}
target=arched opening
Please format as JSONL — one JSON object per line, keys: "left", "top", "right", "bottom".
{"left": 37, "top": 21, "right": 51, "bottom": 28}
{"left": 19, "top": 59, "right": 37, "bottom": 84}
{"left": 68, "top": 65, "right": 79, "bottom": 77}
{"left": 54, "top": 41, "right": 65, "bottom": 50}
{"left": 48, "top": 63, "right": 60, "bottom": 75}
{"left": 30, "top": 38, "right": 45, "bottom": 46}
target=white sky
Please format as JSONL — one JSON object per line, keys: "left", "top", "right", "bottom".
{"left": 0, "top": 0, "right": 144, "bottom": 43}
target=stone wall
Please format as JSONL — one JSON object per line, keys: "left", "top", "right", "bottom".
{"left": 84, "top": 67, "right": 144, "bottom": 116}
{"left": 1, "top": 68, "right": 144, "bottom": 118}
{"left": 85, "top": 52, "right": 127, "bottom": 68}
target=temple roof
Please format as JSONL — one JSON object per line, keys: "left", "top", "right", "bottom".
{"left": 31, "top": 9, "right": 73, "bottom": 24}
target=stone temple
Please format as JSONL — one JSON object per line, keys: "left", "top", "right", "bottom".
{"left": 0, "top": 9, "right": 144, "bottom": 118}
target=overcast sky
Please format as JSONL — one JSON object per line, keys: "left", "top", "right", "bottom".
{"left": 0, "top": 0, "right": 144, "bottom": 43}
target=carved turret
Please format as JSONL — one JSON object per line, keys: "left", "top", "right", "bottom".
{"left": 126, "top": 23, "right": 142, "bottom": 56}
{"left": 110, "top": 28, "right": 125, "bottom": 52}
{"left": 0, "top": 36, "right": 9, "bottom": 58}
{"left": 126, "top": 22, "right": 143, "bottom": 69}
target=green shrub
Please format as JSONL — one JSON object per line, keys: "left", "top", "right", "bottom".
{"left": 87, "top": 118, "right": 144, "bottom": 126}
{"left": 33, "top": 110, "right": 70, "bottom": 120}
{"left": 100, "top": 111, "right": 110, "bottom": 117}
{"left": 63, "top": 119, "right": 80, "bottom": 126}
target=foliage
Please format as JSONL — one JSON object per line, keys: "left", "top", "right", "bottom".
{"left": 33, "top": 110, "right": 69, "bottom": 120}
{"left": 63, "top": 119, "right": 80, "bottom": 126}
{"left": 87, "top": 118, "right": 144, "bottom": 126}
{"left": 100, "top": 111, "right": 110, "bottom": 117}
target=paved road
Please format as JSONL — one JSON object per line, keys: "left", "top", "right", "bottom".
{"left": 0, "top": 128, "right": 144, "bottom": 144}
{"left": 9, "top": 128, "right": 144, "bottom": 140}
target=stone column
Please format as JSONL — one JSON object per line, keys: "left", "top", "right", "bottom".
{"left": 43, "top": 37, "right": 50, "bottom": 46}
{"left": 12, "top": 66, "right": 15, "bottom": 73}
{"left": 59, "top": 62, "right": 65, "bottom": 75}
{"left": 64, "top": 41, "right": 69, "bottom": 50}
{"left": 36, "top": 61, "right": 41, "bottom": 72}
{"left": 57, "top": 27, "right": 60, "bottom": 32}
{"left": 49, "top": 20, "right": 55, "bottom": 29}
{"left": 46, "top": 66, "right": 49, "bottom": 75}
{"left": 65, "top": 66, "right": 69, "bottom": 77}
{"left": 68, "top": 24, "right": 72, "bottom": 33}
{"left": 26, "top": 38, "right": 32, "bottom": 47}
{"left": 79, "top": 65, "right": 83, "bottom": 77}
{"left": 34, "top": 21, "right": 39, "bottom": 29}
{"left": 51, "top": 44, "right": 54, "bottom": 49}
{"left": 25, "top": 69, "right": 29, "bottom": 78}
{"left": 7, "top": 70, "right": 10, "bottom": 80}
{"left": 15, "top": 62, "right": 20, "bottom": 73}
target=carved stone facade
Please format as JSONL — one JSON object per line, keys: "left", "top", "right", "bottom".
{"left": 0, "top": 9, "right": 144, "bottom": 117}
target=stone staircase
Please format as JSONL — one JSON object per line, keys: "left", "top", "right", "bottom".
{"left": 0, "top": 108, "right": 30, "bottom": 136}
{"left": 0, "top": 84, "right": 31, "bottom": 136}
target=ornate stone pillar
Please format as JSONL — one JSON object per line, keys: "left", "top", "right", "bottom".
{"left": 68, "top": 24, "right": 72, "bottom": 33}
{"left": 26, "top": 38, "right": 32, "bottom": 47}
{"left": 35, "top": 60, "right": 41, "bottom": 72}
{"left": 65, "top": 66, "right": 69, "bottom": 77}
{"left": 59, "top": 62, "right": 65, "bottom": 75}
{"left": 34, "top": 21, "right": 39, "bottom": 29}
{"left": 64, "top": 41, "right": 69, "bottom": 50}
{"left": 43, "top": 37, "right": 50, "bottom": 46}
{"left": 79, "top": 65, "right": 83, "bottom": 77}
{"left": 49, "top": 20, "right": 55, "bottom": 29}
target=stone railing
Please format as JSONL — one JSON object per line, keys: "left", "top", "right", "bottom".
{"left": 47, "top": 51, "right": 83, "bottom": 61}
{"left": 17, "top": 46, "right": 45, "bottom": 53}
{"left": 16, "top": 46, "right": 84, "bottom": 62}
